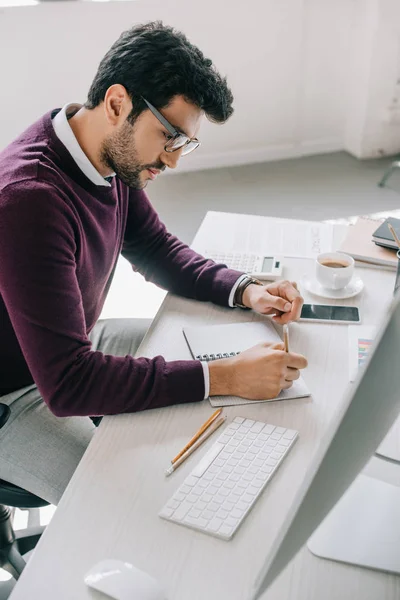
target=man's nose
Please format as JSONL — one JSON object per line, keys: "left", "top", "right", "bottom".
{"left": 160, "top": 147, "right": 184, "bottom": 170}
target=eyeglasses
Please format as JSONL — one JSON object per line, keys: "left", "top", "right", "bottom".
{"left": 141, "top": 97, "right": 200, "bottom": 156}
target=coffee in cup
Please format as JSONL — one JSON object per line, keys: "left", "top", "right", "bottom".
{"left": 316, "top": 252, "right": 354, "bottom": 290}
{"left": 319, "top": 258, "right": 351, "bottom": 269}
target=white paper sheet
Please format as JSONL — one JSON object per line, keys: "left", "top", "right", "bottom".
{"left": 192, "top": 211, "right": 335, "bottom": 259}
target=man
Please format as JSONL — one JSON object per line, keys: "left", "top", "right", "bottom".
{"left": 0, "top": 22, "right": 307, "bottom": 505}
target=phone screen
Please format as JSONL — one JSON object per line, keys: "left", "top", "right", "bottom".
{"left": 300, "top": 304, "right": 360, "bottom": 322}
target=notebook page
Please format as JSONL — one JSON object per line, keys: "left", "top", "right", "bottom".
{"left": 183, "top": 321, "right": 311, "bottom": 406}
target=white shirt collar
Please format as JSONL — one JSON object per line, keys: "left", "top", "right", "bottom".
{"left": 52, "top": 103, "right": 115, "bottom": 187}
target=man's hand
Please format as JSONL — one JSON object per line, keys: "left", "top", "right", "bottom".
{"left": 242, "top": 280, "right": 304, "bottom": 324}
{"left": 208, "top": 342, "right": 308, "bottom": 400}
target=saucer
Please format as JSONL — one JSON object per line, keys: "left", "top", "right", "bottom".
{"left": 301, "top": 274, "right": 364, "bottom": 300}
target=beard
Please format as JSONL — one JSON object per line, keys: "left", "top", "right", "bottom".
{"left": 100, "top": 120, "right": 163, "bottom": 189}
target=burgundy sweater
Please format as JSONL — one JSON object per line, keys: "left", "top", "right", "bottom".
{"left": 0, "top": 111, "right": 242, "bottom": 417}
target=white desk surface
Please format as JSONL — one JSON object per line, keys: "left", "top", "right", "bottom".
{"left": 10, "top": 212, "right": 400, "bottom": 600}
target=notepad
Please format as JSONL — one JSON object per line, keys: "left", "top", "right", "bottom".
{"left": 183, "top": 321, "right": 311, "bottom": 407}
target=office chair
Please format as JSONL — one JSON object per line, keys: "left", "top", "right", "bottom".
{"left": 0, "top": 403, "right": 48, "bottom": 592}
{"left": 378, "top": 160, "right": 400, "bottom": 187}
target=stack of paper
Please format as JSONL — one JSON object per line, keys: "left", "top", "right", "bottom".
{"left": 339, "top": 217, "right": 398, "bottom": 269}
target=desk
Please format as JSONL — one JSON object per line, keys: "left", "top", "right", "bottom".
{"left": 10, "top": 212, "right": 400, "bottom": 600}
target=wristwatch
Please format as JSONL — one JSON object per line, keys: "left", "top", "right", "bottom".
{"left": 233, "top": 276, "right": 263, "bottom": 309}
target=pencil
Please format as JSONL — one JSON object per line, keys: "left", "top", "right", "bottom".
{"left": 171, "top": 408, "right": 222, "bottom": 464}
{"left": 283, "top": 324, "right": 289, "bottom": 353}
{"left": 165, "top": 416, "right": 226, "bottom": 476}
{"left": 388, "top": 223, "right": 400, "bottom": 250}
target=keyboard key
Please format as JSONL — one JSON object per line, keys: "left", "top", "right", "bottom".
{"left": 159, "top": 506, "right": 174, "bottom": 519}
{"left": 233, "top": 417, "right": 245, "bottom": 424}
{"left": 195, "top": 500, "right": 207, "bottom": 512}
{"left": 217, "top": 508, "right": 229, "bottom": 520}
{"left": 184, "top": 515, "right": 208, "bottom": 528}
{"left": 223, "top": 500, "right": 235, "bottom": 512}
{"left": 228, "top": 423, "right": 240, "bottom": 431}
{"left": 271, "top": 452, "right": 282, "bottom": 460}
{"left": 243, "top": 419, "right": 255, "bottom": 428}
{"left": 223, "top": 480, "right": 235, "bottom": 490}
{"left": 260, "top": 465, "right": 273, "bottom": 475}
{"left": 251, "top": 478, "right": 264, "bottom": 489}
{"left": 173, "top": 502, "right": 192, "bottom": 522}
{"left": 251, "top": 422, "right": 265, "bottom": 433}
{"left": 225, "top": 517, "right": 240, "bottom": 529}
{"left": 279, "top": 438, "right": 291, "bottom": 447}
{"left": 231, "top": 508, "right": 245, "bottom": 519}
{"left": 219, "top": 524, "right": 234, "bottom": 538}
{"left": 236, "top": 500, "right": 249, "bottom": 512}
{"left": 242, "top": 493, "right": 256, "bottom": 504}
{"left": 202, "top": 509, "right": 215, "bottom": 521}
{"left": 201, "top": 493, "right": 213, "bottom": 503}
{"left": 283, "top": 429, "right": 297, "bottom": 440}
{"left": 185, "top": 476, "right": 198, "bottom": 487}
{"left": 274, "top": 427, "right": 286, "bottom": 434}
{"left": 264, "top": 425, "right": 275, "bottom": 434}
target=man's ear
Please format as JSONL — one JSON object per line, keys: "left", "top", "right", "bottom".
{"left": 103, "top": 84, "right": 132, "bottom": 126}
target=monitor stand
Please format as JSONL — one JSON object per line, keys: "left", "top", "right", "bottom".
{"left": 307, "top": 473, "right": 400, "bottom": 574}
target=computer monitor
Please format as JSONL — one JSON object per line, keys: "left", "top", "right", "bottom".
{"left": 250, "top": 291, "right": 400, "bottom": 599}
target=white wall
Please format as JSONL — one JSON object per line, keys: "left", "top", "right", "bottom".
{"left": 344, "top": 0, "right": 400, "bottom": 159}
{"left": 0, "top": 0, "right": 356, "bottom": 172}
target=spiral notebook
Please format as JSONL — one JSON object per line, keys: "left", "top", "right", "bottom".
{"left": 183, "top": 321, "right": 311, "bottom": 407}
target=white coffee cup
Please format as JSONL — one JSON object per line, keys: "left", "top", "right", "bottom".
{"left": 316, "top": 252, "right": 354, "bottom": 290}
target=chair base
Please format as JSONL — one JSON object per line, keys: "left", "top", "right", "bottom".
{"left": 0, "top": 504, "right": 45, "bottom": 580}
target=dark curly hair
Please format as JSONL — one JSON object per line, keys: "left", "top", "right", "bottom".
{"left": 85, "top": 21, "right": 234, "bottom": 125}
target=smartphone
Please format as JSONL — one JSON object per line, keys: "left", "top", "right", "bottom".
{"left": 300, "top": 303, "right": 361, "bottom": 324}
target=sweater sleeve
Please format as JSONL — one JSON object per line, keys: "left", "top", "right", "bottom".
{"left": 121, "top": 189, "right": 244, "bottom": 305}
{"left": 0, "top": 181, "right": 205, "bottom": 417}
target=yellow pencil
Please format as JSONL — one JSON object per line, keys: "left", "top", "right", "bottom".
{"left": 171, "top": 408, "right": 222, "bottom": 464}
{"left": 283, "top": 324, "right": 290, "bottom": 353}
{"left": 388, "top": 223, "right": 400, "bottom": 250}
{"left": 165, "top": 416, "right": 226, "bottom": 476}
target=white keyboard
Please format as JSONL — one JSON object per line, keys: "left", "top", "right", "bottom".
{"left": 159, "top": 417, "right": 298, "bottom": 540}
{"left": 203, "top": 251, "right": 259, "bottom": 272}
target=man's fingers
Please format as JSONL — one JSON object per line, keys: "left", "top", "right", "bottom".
{"left": 285, "top": 352, "right": 308, "bottom": 370}
{"left": 285, "top": 367, "right": 301, "bottom": 381}
{"left": 266, "top": 280, "right": 302, "bottom": 303}
{"left": 261, "top": 293, "right": 292, "bottom": 314}
{"left": 281, "top": 380, "right": 293, "bottom": 390}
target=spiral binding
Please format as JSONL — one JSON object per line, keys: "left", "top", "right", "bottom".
{"left": 195, "top": 351, "right": 241, "bottom": 361}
